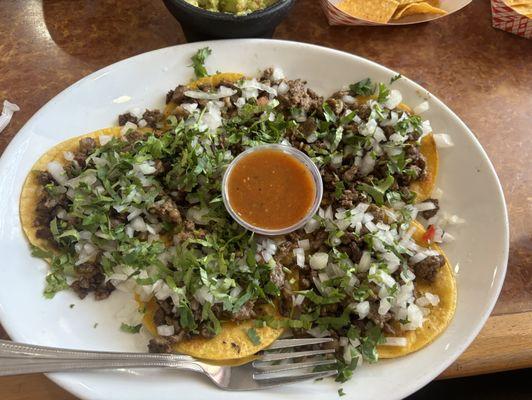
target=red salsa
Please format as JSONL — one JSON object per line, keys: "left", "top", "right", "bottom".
{"left": 227, "top": 148, "right": 316, "bottom": 230}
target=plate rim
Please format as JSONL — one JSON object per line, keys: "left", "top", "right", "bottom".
{"left": 0, "top": 39, "right": 509, "bottom": 400}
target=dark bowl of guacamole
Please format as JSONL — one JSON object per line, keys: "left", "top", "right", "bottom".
{"left": 162, "top": 0, "right": 296, "bottom": 41}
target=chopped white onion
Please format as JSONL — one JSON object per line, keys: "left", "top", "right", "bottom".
{"left": 355, "top": 301, "right": 370, "bottom": 319}
{"left": 99, "top": 134, "right": 112, "bottom": 145}
{"left": 383, "top": 89, "right": 402, "bottom": 109}
{"left": 157, "top": 325, "right": 175, "bottom": 337}
{"left": 304, "top": 218, "right": 320, "bottom": 234}
{"left": 297, "top": 239, "right": 310, "bottom": 251}
{"left": 309, "top": 253, "right": 328, "bottom": 270}
{"left": 413, "top": 101, "right": 430, "bottom": 115}
{"left": 184, "top": 86, "right": 236, "bottom": 100}
{"left": 63, "top": 151, "right": 75, "bottom": 161}
{"left": 46, "top": 161, "right": 68, "bottom": 185}
{"left": 293, "top": 248, "right": 305, "bottom": 268}
{"left": 415, "top": 202, "right": 437, "bottom": 212}
{"left": 383, "top": 337, "right": 408, "bottom": 347}
{"left": 358, "top": 251, "right": 371, "bottom": 272}
{"left": 433, "top": 133, "right": 454, "bottom": 148}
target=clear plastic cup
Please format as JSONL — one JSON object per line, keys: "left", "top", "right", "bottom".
{"left": 222, "top": 144, "right": 323, "bottom": 236}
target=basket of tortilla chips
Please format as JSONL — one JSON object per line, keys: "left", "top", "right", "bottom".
{"left": 491, "top": 0, "right": 532, "bottom": 38}
{"left": 321, "top": 0, "right": 471, "bottom": 25}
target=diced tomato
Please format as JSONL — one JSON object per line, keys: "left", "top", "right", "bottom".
{"left": 423, "top": 225, "right": 436, "bottom": 244}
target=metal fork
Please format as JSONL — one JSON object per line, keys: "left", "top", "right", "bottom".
{"left": 0, "top": 338, "right": 337, "bottom": 390}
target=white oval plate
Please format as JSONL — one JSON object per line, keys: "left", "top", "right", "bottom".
{"left": 0, "top": 40, "right": 508, "bottom": 400}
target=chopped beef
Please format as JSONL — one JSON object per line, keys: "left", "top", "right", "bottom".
{"left": 413, "top": 255, "right": 445, "bottom": 282}
{"left": 339, "top": 189, "right": 360, "bottom": 209}
{"left": 340, "top": 232, "right": 362, "bottom": 262}
{"left": 94, "top": 281, "right": 115, "bottom": 300}
{"left": 301, "top": 117, "right": 317, "bottom": 136}
{"left": 37, "top": 171, "right": 53, "bottom": 185}
{"left": 342, "top": 165, "right": 359, "bottom": 183}
{"left": 367, "top": 204, "right": 386, "bottom": 224}
{"left": 70, "top": 263, "right": 114, "bottom": 300}
{"left": 232, "top": 300, "right": 255, "bottom": 321}
{"left": 277, "top": 79, "right": 323, "bottom": 114}
{"left": 421, "top": 198, "right": 440, "bottom": 219}
{"left": 256, "top": 95, "right": 269, "bottom": 106}
{"left": 279, "top": 286, "right": 293, "bottom": 317}
{"left": 73, "top": 137, "right": 97, "bottom": 167}
{"left": 356, "top": 104, "right": 371, "bottom": 120}
{"left": 269, "top": 262, "right": 286, "bottom": 288}
{"left": 153, "top": 307, "right": 166, "bottom": 326}
{"left": 310, "top": 230, "right": 328, "bottom": 251}
{"left": 167, "top": 85, "right": 187, "bottom": 104}
{"left": 79, "top": 137, "right": 96, "bottom": 154}
{"left": 326, "top": 97, "right": 344, "bottom": 115}
{"left": 368, "top": 303, "right": 391, "bottom": 328}
{"left": 125, "top": 129, "right": 145, "bottom": 143}
{"left": 118, "top": 112, "right": 138, "bottom": 126}
{"left": 149, "top": 197, "right": 182, "bottom": 224}
{"left": 199, "top": 323, "right": 216, "bottom": 339}
{"left": 275, "top": 240, "right": 296, "bottom": 265}
{"left": 148, "top": 337, "right": 172, "bottom": 353}
{"left": 142, "top": 109, "right": 163, "bottom": 128}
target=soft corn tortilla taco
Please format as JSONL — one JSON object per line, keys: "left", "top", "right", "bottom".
{"left": 378, "top": 220, "right": 456, "bottom": 358}
{"left": 142, "top": 298, "right": 283, "bottom": 361}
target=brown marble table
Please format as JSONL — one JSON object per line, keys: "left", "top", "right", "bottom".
{"left": 0, "top": 0, "right": 530, "bottom": 398}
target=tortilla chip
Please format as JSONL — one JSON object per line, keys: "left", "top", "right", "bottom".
{"left": 378, "top": 220, "right": 456, "bottom": 358}
{"left": 143, "top": 298, "right": 283, "bottom": 361}
{"left": 504, "top": 0, "right": 532, "bottom": 18}
{"left": 393, "top": 2, "right": 447, "bottom": 20}
{"left": 19, "top": 127, "right": 123, "bottom": 250}
{"left": 410, "top": 134, "right": 438, "bottom": 202}
{"left": 338, "top": 0, "right": 400, "bottom": 23}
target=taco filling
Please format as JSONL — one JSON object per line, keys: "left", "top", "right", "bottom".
{"left": 21, "top": 48, "right": 455, "bottom": 382}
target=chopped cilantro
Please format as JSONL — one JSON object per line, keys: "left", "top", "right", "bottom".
{"left": 356, "top": 175, "right": 394, "bottom": 206}
{"left": 349, "top": 78, "right": 375, "bottom": 96}
{"left": 190, "top": 47, "right": 212, "bottom": 78}
{"left": 120, "top": 323, "right": 142, "bottom": 334}
{"left": 377, "top": 83, "right": 391, "bottom": 103}
{"left": 246, "top": 328, "right": 261, "bottom": 345}
{"left": 390, "top": 74, "right": 402, "bottom": 84}
{"left": 334, "top": 181, "right": 345, "bottom": 200}
{"left": 338, "top": 388, "right": 346, "bottom": 397}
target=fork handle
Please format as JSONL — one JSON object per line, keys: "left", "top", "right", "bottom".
{"left": 0, "top": 340, "right": 204, "bottom": 376}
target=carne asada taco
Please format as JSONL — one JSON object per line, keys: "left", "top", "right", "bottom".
{"left": 21, "top": 48, "right": 454, "bottom": 380}
{"left": 378, "top": 220, "right": 456, "bottom": 358}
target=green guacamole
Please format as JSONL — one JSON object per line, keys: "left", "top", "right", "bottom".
{"left": 186, "top": 0, "right": 278, "bottom": 14}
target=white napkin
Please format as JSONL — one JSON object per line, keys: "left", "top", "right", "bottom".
{"left": 0, "top": 100, "right": 20, "bottom": 133}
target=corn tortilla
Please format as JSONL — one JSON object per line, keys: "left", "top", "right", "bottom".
{"left": 143, "top": 298, "right": 283, "bottom": 361}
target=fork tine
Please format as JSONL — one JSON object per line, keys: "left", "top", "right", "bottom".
{"left": 254, "top": 370, "right": 338, "bottom": 386}
{"left": 253, "top": 358, "right": 337, "bottom": 373}
{"left": 259, "top": 348, "right": 335, "bottom": 362}
{"left": 265, "top": 338, "right": 334, "bottom": 350}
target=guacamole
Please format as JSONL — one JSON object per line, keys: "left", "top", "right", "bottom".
{"left": 186, "top": 0, "right": 278, "bottom": 14}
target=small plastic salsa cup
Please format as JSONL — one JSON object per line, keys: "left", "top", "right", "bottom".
{"left": 222, "top": 144, "right": 323, "bottom": 236}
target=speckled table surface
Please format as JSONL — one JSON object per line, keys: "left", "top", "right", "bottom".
{"left": 0, "top": 0, "right": 530, "bottom": 399}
